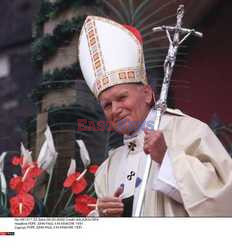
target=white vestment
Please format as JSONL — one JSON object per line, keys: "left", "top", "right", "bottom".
{"left": 94, "top": 109, "right": 232, "bottom": 216}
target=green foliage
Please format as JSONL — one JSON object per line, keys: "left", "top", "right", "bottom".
{"left": 53, "top": 17, "right": 85, "bottom": 43}
{"left": 31, "top": 63, "right": 81, "bottom": 102}
{"left": 33, "top": 0, "right": 102, "bottom": 65}
{"left": 35, "top": 0, "right": 100, "bottom": 36}
{"left": 32, "top": 16, "right": 86, "bottom": 67}
{"left": 32, "top": 35, "right": 57, "bottom": 68}
{"left": 43, "top": 63, "right": 81, "bottom": 83}
{"left": 35, "top": 1, "right": 54, "bottom": 36}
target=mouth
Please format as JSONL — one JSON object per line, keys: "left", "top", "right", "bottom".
{"left": 114, "top": 115, "right": 129, "bottom": 124}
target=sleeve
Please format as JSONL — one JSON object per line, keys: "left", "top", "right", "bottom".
{"left": 168, "top": 118, "right": 232, "bottom": 216}
{"left": 152, "top": 151, "right": 183, "bottom": 203}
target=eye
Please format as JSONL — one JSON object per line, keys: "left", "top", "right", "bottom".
{"left": 118, "top": 94, "right": 127, "bottom": 101}
{"left": 103, "top": 102, "right": 111, "bottom": 111}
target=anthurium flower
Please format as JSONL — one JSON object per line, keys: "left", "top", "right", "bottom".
{"left": 11, "top": 156, "right": 23, "bottom": 166}
{"left": 20, "top": 143, "right": 33, "bottom": 168}
{"left": 9, "top": 175, "right": 36, "bottom": 193}
{"left": 0, "top": 152, "right": 7, "bottom": 194}
{"left": 37, "top": 125, "right": 57, "bottom": 175}
{"left": 67, "top": 159, "right": 76, "bottom": 177}
{"left": 74, "top": 194, "right": 97, "bottom": 216}
{"left": 76, "top": 140, "right": 90, "bottom": 167}
{"left": 21, "top": 162, "right": 43, "bottom": 178}
{"left": 63, "top": 170, "right": 87, "bottom": 194}
{"left": 88, "top": 165, "right": 99, "bottom": 174}
{"left": 28, "top": 165, "right": 43, "bottom": 178}
{"left": 10, "top": 193, "right": 35, "bottom": 217}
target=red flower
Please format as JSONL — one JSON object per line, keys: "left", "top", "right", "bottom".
{"left": 74, "top": 195, "right": 97, "bottom": 216}
{"left": 88, "top": 165, "right": 99, "bottom": 174}
{"left": 21, "top": 162, "right": 30, "bottom": 173}
{"left": 10, "top": 193, "right": 35, "bottom": 217}
{"left": 27, "top": 166, "right": 43, "bottom": 179}
{"left": 11, "top": 156, "right": 23, "bottom": 166}
{"left": 22, "top": 162, "right": 42, "bottom": 177}
{"left": 63, "top": 172, "right": 87, "bottom": 194}
{"left": 9, "top": 176, "right": 36, "bottom": 193}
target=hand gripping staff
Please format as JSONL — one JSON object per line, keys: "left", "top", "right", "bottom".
{"left": 134, "top": 4, "right": 203, "bottom": 217}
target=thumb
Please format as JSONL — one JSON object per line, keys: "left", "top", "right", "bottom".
{"left": 114, "top": 184, "right": 124, "bottom": 197}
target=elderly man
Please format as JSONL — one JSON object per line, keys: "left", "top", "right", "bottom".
{"left": 78, "top": 16, "right": 232, "bottom": 216}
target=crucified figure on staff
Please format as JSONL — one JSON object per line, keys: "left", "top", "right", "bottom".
{"left": 134, "top": 4, "right": 203, "bottom": 216}
{"left": 154, "top": 5, "right": 203, "bottom": 72}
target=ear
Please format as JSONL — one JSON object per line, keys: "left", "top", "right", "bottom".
{"left": 143, "top": 85, "right": 155, "bottom": 106}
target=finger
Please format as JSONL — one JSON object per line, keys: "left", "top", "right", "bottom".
{"left": 143, "top": 142, "right": 152, "bottom": 155}
{"left": 144, "top": 130, "right": 150, "bottom": 138}
{"left": 144, "top": 131, "right": 155, "bottom": 141}
{"left": 100, "top": 197, "right": 122, "bottom": 202}
{"left": 98, "top": 201, "right": 124, "bottom": 209}
{"left": 144, "top": 136, "right": 151, "bottom": 145}
{"left": 102, "top": 208, "right": 124, "bottom": 217}
{"left": 144, "top": 128, "right": 152, "bottom": 133}
{"left": 144, "top": 134, "right": 149, "bottom": 141}
{"left": 114, "top": 185, "right": 124, "bottom": 197}
{"left": 144, "top": 129, "right": 153, "bottom": 135}
{"left": 143, "top": 146, "right": 150, "bottom": 155}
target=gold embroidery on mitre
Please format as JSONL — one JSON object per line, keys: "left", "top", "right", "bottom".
{"left": 102, "top": 77, "right": 109, "bottom": 85}
{"left": 82, "top": 16, "right": 148, "bottom": 98}
{"left": 119, "top": 72, "right": 127, "bottom": 80}
{"left": 84, "top": 17, "right": 106, "bottom": 79}
{"left": 127, "top": 71, "right": 135, "bottom": 79}
{"left": 94, "top": 68, "right": 147, "bottom": 97}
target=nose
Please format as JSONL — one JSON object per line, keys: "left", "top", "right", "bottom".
{"left": 112, "top": 101, "right": 122, "bottom": 117}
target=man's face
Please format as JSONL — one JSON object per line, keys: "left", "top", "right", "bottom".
{"left": 99, "top": 83, "right": 153, "bottom": 134}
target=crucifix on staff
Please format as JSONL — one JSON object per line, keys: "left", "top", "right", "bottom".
{"left": 78, "top": 4, "right": 232, "bottom": 217}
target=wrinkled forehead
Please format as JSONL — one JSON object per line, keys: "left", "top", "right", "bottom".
{"left": 99, "top": 83, "right": 143, "bottom": 101}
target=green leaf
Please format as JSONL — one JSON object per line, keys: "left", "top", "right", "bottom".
{"left": 42, "top": 63, "right": 80, "bottom": 84}
{"left": 31, "top": 16, "right": 85, "bottom": 67}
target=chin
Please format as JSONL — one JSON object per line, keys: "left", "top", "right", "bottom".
{"left": 113, "top": 125, "right": 137, "bottom": 135}
{"left": 114, "top": 118, "right": 140, "bottom": 134}
{"left": 111, "top": 117, "right": 141, "bottom": 134}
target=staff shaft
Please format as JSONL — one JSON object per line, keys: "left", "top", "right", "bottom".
{"left": 134, "top": 4, "right": 202, "bottom": 217}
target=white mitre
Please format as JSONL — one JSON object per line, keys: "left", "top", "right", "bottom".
{"left": 78, "top": 16, "right": 148, "bottom": 98}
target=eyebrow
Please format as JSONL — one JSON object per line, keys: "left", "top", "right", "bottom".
{"left": 100, "top": 89, "right": 131, "bottom": 108}
{"left": 116, "top": 90, "right": 129, "bottom": 98}
{"left": 100, "top": 99, "right": 110, "bottom": 108}
{"left": 100, "top": 101, "right": 109, "bottom": 108}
